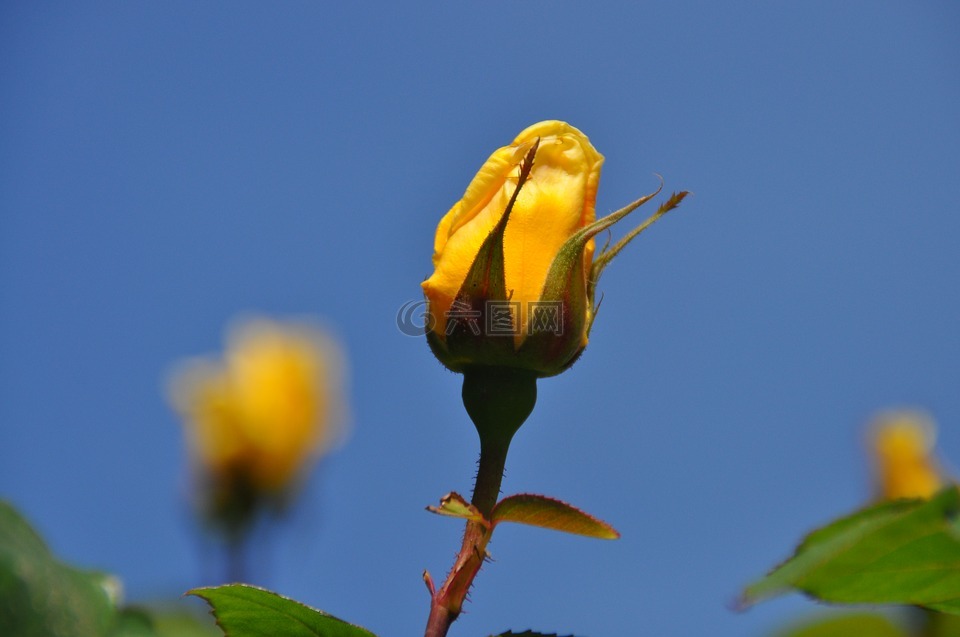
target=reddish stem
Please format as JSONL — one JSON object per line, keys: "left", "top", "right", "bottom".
{"left": 423, "top": 367, "right": 535, "bottom": 637}
{"left": 423, "top": 439, "right": 508, "bottom": 637}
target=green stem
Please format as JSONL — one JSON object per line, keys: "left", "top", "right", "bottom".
{"left": 472, "top": 438, "right": 509, "bottom": 516}
{"left": 423, "top": 367, "right": 537, "bottom": 637}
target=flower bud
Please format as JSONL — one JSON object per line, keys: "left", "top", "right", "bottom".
{"left": 869, "top": 410, "right": 944, "bottom": 500}
{"left": 169, "top": 317, "right": 345, "bottom": 527}
{"left": 422, "top": 121, "right": 598, "bottom": 376}
{"left": 422, "top": 120, "right": 685, "bottom": 377}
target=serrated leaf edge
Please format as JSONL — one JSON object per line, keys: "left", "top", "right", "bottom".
{"left": 491, "top": 493, "right": 619, "bottom": 540}
{"left": 188, "top": 583, "right": 377, "bottom": 637}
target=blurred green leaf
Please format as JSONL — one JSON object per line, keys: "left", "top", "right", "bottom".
{"left": 0, "top": 500, "right": 123, "bottom": 637}
{"left": 148, "top": 606, "right": 220, "bottom": 637}
{"left": 491, "top": 494, "right": 619, "bottom": 539}
{"left": 928, "top": 611, "right": 960, "bottom": 637}
{"left": 110, "top": 609, "right": 158, "bottom": 637}
{"left": 487, "top": 632, "right": 574, "bottom": 637}
{"left": 769, "top": 613, "right": 905, "bottom": 637}
{"left": 189, "top": 584, "right": 377, "bottom": 637}
{"left": 743, "top": 486, "right": 960, "bottom": 614}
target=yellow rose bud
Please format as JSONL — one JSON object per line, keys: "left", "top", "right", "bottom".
{"left": 869, "top": 410, "right": 944, "bottom": 500}
{"left": 422, "top": 120, "right": 685, "bottom": 377}
{"left": 169, "top": 318, "right": 345, "bottom": 523}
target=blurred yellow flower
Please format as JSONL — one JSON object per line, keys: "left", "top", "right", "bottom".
{"left": 170, "top": 318, "right": 345, "bottom": 519}
{"left": 869, "top": 410, "right": 944, "bottom": 500}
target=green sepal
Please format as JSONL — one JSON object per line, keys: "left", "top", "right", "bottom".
{"left": 547, "top": 184, "right": 662, "bottom": 309}
{"left": 590, "top": 189, "right": 688, "bottom": 289}
{"left": 516, "top": 184, "right": 665, "bottom": 376}
{"left": 514, "top": 238, "right": 590, "bottom": 377}
{"left": 585, "top": 189, "right": 687, "bottom": 335}
{"left": 440, "top": 142, "right": 539, "bottom": 371}
{"left": 425, "top": 325, "right": 454, "bottom": 370}
{"left": 530, "top": 182, "right": 686, "bottom": 356}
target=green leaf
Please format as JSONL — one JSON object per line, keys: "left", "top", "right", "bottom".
{"left": 0, "top": 500, "right": 122, "bottom": 637}
{"left": 742, "top": 486, "right": 960, "bottom": 614}
{"left": 770, "top": 613, "right": 906, "bottom": 637}
{"left": 927, "top": 611, "right": 960, "bottom": 637}
{"left": 189, "top": 584, "right": 377, "bottom": 637}
{"left": 138, "top": 603, "right": 220, "bottom": 637}
{"left": 491, "top": 494, "right": 619, "bottom": 539}
{"left": 109, "top": 609, "right": 158, "bottom": 637}
{"left": 426, "top": 492, "right": 486, "bottom": 523}
{"left": 442, "top": 141, "right": 540, "bottom": 370}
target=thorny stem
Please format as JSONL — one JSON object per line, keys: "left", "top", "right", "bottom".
{"left": 424, "top": 439, "right": 508, "bottom": 637}
{"left": 424, "top": 367, "right": 536, "bottom": 637}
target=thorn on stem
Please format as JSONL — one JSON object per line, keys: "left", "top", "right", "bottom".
{"left": 423, "top": 570, "right": 436, "bottom": 597}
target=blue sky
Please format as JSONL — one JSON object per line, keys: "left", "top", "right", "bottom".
{"left": 2, "top": 3, "right": 959, "bottom": 636}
